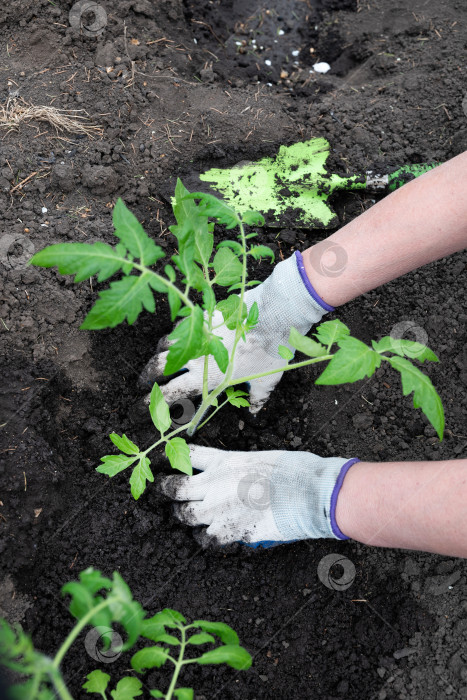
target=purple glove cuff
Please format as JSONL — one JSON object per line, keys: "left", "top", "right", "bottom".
{"left": 330, "top": 458, "right": 360, "bottom": 540}
{"left": 294, "top": 250, "right": 335, "bottom": 312}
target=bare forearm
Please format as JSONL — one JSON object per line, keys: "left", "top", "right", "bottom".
{"left": 304, "top": 151, "right": 467, "bottom": 307}
{"left": 335, "top": 459, "right": 467, "bottom": 557}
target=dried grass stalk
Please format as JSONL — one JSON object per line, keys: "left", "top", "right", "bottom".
{"left": 0, "top": 98, "right": 103, "bottom": 138}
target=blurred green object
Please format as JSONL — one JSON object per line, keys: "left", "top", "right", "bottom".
{"left": 194, "top": 138, "right": 439, "bottom": 229}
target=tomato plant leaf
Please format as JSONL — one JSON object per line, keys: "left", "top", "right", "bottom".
{"left": 192, "top": 621, "right": 239, "bottom": 645}
{"left": 388, "top": 355, "right": 444, "bottom": 439}
{"left": 278, "top": 345, "right": 294, "bottom": 361}
{"left": 186, "top": 192, "right": 240, "bottom": 229}
{"left": 213, "top": 248, "right": 243, "bottom": 286}
{"left": 242, "top": 210, "right": 265, "bottom": 226}
{"left": 372, "top": 337, "right": 439, "bottom": 362}
{"left": 83, "top": 670, "right": 110, "bottom": 695}
{"left": 244, "top": 301, "right": 259, "bottom": 332}
{"left": 316, "top": 336, "right": 381, "bottom": 385}
{"left": 129, "top": 456, "right": 154, "bottom": 500}
{"left": 314, "top": 319, "right": 350, "bottom": 347}
{"left": 165, "top": 306, "right": 204, "bottom": 375}
{"left": 216, "top": 295, "right": 246, "bottom": 330}
{"left": 187, "top": 633, "right": 215, "bottom": 645}
{"left": 208, "top": 335, "right": 229, "bottom": 374}
{"left": 97, "top": 454, "right": 139, "bottom": 477}
{"left": 149, "top": 382, "right": 171, "bottom": 434}
{"left": 81, "top": 273, "right": 156, "bottom": 330}
{"left": 30, "top": 242, "right": 127, "bottom": 284}
{"left": 248, "top": 245, "right": 274, "bottom": 262}
{"left": 131, "top": 647, "right": 170, "bottom": 672}
{"left": 217, "top": 239, "right": 243, "bottom": 255}
{"left": 165, "top": 438, "right": 192, "bottom": 476}
{"left": 226, "top": 387, "right": 250, "bottom": 408}
{"left": 289, "top": 328, "right": 327, "bottom": 358}
{"left": 109, "top": 433, "right": 139, "bottom": 455}
{"left": 197, "top": 645, "right": 252, "bottom": 670}
{"left": 110, "top": 677, "right": 143, "bottom": 700}
{"left": 113, "top": 199, "right": 164, "bottom": 266}
{"left": 174, "top": 690, "right": 193, "bottom": 700}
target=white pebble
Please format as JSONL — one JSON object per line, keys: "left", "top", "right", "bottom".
{"left": 193, "top": 38, "right": 197, "bottom": 44}
{"left": 313, "top": 62, "right": 331, "bottom": 74}
{"left": 41, "top": 207, "right": 48, "bottom": 214}
{"left": 278, "top": 29, "right": 284, "bottom": 36}
{"left": 291, "top": 50, "right": 299, "bottom": 57}
{"left": 265, "top": 59, "right": 272, "bottom": 66}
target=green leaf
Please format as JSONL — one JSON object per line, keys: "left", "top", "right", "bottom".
{"left": 217, "top": 240, "right": 243, "bottom": 255}
{"left": 148, "top": 609, "right": 186, "bottom": 627}
{"left": 129, "top": 456, "right": 154, "bottom": 500}
{"left": 226, "top": 387, "right": 250, "bottom": 408}
{"left": 165, "top": 306, "right": 204, "bottom": 375}
{"left": 107, "top": 573, "right": 145, "bottom": 651}
{"left": 111, "top": 677, "right": 143, "bottom": 700}
{"left": 192, "top": 621, "right": 239, "bottom": 645}
{"left": 198, "top": 645, "right": 252, "bottom": 670}
{"left": 316, "top": 336, "right": 381, "bottom": 385}
{"left": 187, "top": 632, "right": 215, "bottom": 645}
{"left": 97, "top": 454, "right": 139, "bottom": 477}
{"left": 174, "top": 690, "right": 194, "bottom": 700}
{"left": 30, "top": 242, "right": 127, "bottom": 283}
{"left": 149, "top": 692, "right": 164, "bottom": 698}
{"left": 314, "top": 319, "right": 350, "bottom": 347}
{"left": 213, "top": 248, "right": 243, "bottom": 286}
{"left": 244, "top": 301, "right": 259, "bottom": 332}
{"left": 142, "top": 632, "right": 180, "bottom": 645}
{"left": 208, "top": 336, "right": 229, "bottom": 374}
{"left": 249, "top": 245, "right": 274, "bottom": 262}
{"left": 81, "top": 273, "right": 156, "bottom": 330}
{"left": 372, "top": 337, "right": 439, "bottom": 363}
{"left": 278, "top": 345, "right": 294, "bottom": 361}
{"left": 227, "top": 279, "right": 261, "bottom": 292}
{"left": 149, "top": 382, "right": 171, "bottom": 434}
{"left": 388, "top": 356, "right": 444, "bottom": 439}
{"left": 165, "top": 265, "right": 181, "bottom": 321}
{"left": 186, "top": 192, "right": 240, "bottom": 229}
{"left": 165, "top": 438, "right": 192, "bottom": 476}
{"left": 289, "top": 328, "right": 327, "bottom": 358}
{"left": 83, "top": 670, "right": 110, "bottom": 696}
{"left": 113, "top": 199, "right": 164, "bottom": 266}
{"left": 131, "top": 647, "right": 170, "bottom": 672}
{"left": 195, "top": 230, "right": 214, "bottom": 267}
{"left": 202, "top": 287, "right": 216, "bottom": 315}
{"left": 109, "top": 433, "right": 140, "bottom": 455}
{"left": 216, "top": 295, "right": 246, "bottom": 330}
{"left": 242, "top": 211, "right": 265, "bottom": 226}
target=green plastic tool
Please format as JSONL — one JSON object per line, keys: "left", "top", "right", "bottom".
{"left": 193, "top": 138, "right": 439, "bottom": 229}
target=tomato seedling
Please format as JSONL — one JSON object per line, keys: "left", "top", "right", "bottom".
{"left": 31, "top": 182, "right": 444, "bottom": 499}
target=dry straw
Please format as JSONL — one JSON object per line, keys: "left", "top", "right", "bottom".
{"left": 0, "top": 98, "right": 102, "bottom": 138}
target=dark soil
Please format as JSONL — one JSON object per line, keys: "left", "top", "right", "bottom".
{"left": 1, "top": 1, "right": 467, "bottom": 698}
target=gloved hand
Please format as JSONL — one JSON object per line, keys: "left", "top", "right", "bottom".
{"left": 161, "top": 445, "right": 359, "bottom": 546}
{"left": 138, "top": 251, "right": 334, "bottom": 414}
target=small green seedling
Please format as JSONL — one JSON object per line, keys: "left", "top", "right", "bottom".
{"left": 30, "top": 181, "right": 444, "bottom": 499}
{"left": 0, "top": 568, "right": 252, "bottom": 700}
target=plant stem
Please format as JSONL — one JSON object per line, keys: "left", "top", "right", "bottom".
{"left": 141, "top": 423, "right": 188, "bottom": 457}
{"left": 165, "top": 625, "right": 187, "bottom": 700}
{"left": 49, "top": 669, "right": 75, "bottom": 700}
{"left": 52, "top": 598, "right": 115, "bottom": 669}
{"left": 226, "top": 354, "right": 333, "bottom": 385}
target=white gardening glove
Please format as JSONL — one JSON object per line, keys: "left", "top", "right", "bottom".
{"left": 138, "top": 252, "right": 334, "bottom": 414}
{"left": 161, "top": 445, "right": 359, "bottom": 547}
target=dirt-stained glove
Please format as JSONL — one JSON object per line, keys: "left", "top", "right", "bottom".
{"left": 139, "top": 251, "right": 334, "bottom": 414}
{"left": 161, "top": 445, "right": 359, "bottom": 547}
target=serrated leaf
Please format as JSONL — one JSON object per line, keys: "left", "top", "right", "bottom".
{"left": 83, "top": 670, "right": 110, "bottom": 696}
{"left": 81, "top": 273, "right": 156, "bottom": 330}
{"left": 165, "top": 306, "right": 204, "bottom": 375}
{"left": 165, "top": 438, "right": 192, "bottom": 476}
{"left": 113, "top": 199, "right": 164, "bottom": 266}
{"left": 192, "top": 620, "right": 240, "bottom": 645}
{"left": 372, "top": 337, "right": 439, "bottom": 363}
{"left": 149, "top": 609, "right": 186, "bottom": 627}
{"left": 388, "top": 355, "right": 444, "bottom": 439}
{"left": 244, "top": 301, "right": 259, "bottom": 332}
{"left": 111, "top": 677, "right": 143, "bottom": 700}
{"left": 186, "top": 192, "right": 240, "bottom": 229}
{"left": 108, "top": 573, "right": 145, "bottom": 651}
{"left": 109, "top": 433, "right": 140, "bottom": 455}
{"left": 216, "top": 295, "right": 246, "bottom": 330}
{"left": 217, "top": 239, "right": 243, "bottom": 255}
{"left": 208, "top": 335, "right": 229, "bottom": 374}
{"left": 149, "top": 382, "right": 171, "bottom": 434}
{"left": 129, "top": 456, "right": 154, "bottom": 500}
{"left": 202, "top": 287, "right": 216, "bottom": 315}
{"left": 249, "top": 245, "right": 274, "bottom": 262}
{"left": 213, "top": 248, "right": 243, "bottom": 287}
{"left": 242, "top": 210, "right": 265, "bottom": 226}
{"left": 165, "top": 265, "right": 182, "bottom": 321}
{"left": 195, "top": 230, "right": 214, "bottom": 267}
{"left": 31, "top": 242, "right": 127, "bottom": 283}
{"left": 131, "top": 647, "right": 170, "bottom": 672}
{"left": 314, "top": 319, "right": 350, "bottom": 347}
{"left": 142, "top": 632, "right": 180, "bottom": 645}
{"left": 289, "top": 328, "right": 327, "bottom": 358}
{"left": 97, "top": 454, "right": 139, "bottom": 477}
{"left": 227, "top": 279, "right": 261, "bottom": 292}
{"left": 278, "top": 345, "right": 294, "bottom": 361}
{"left": 187, "top": 632, "right": 215, "bottom": 645}
{"left": 198, "top": 645, "right": 252, "bottom": 670}
{"left": 316, "top": 336, "right": 381, "bottom": 385}
{"left": 226, "top": 387, "right": 250, "bottom": 408}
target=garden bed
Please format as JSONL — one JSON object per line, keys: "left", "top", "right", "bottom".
{"left": 1, "top": 0, "right": 467, "bottom": 697}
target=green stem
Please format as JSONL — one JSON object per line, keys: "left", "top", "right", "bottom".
{"left": 49, "top": 669, "right": 75, "bottom": 700}
{"left": 52, "top": 598, "right": 116, "bottom": 669}
{"left": 140, "top": 423, "right": 188, "bottom": 457}
{"left": 196, "top": 396, "right": 231, "bottom": 430}
{"left": 225, "top": 354, "right": 333, "bottom": 386}
{"left": 165, "top": 625, "right": 187, "bottom": 700}
{"left": 130, "top": 261, "right": 195, "bottom": 310}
